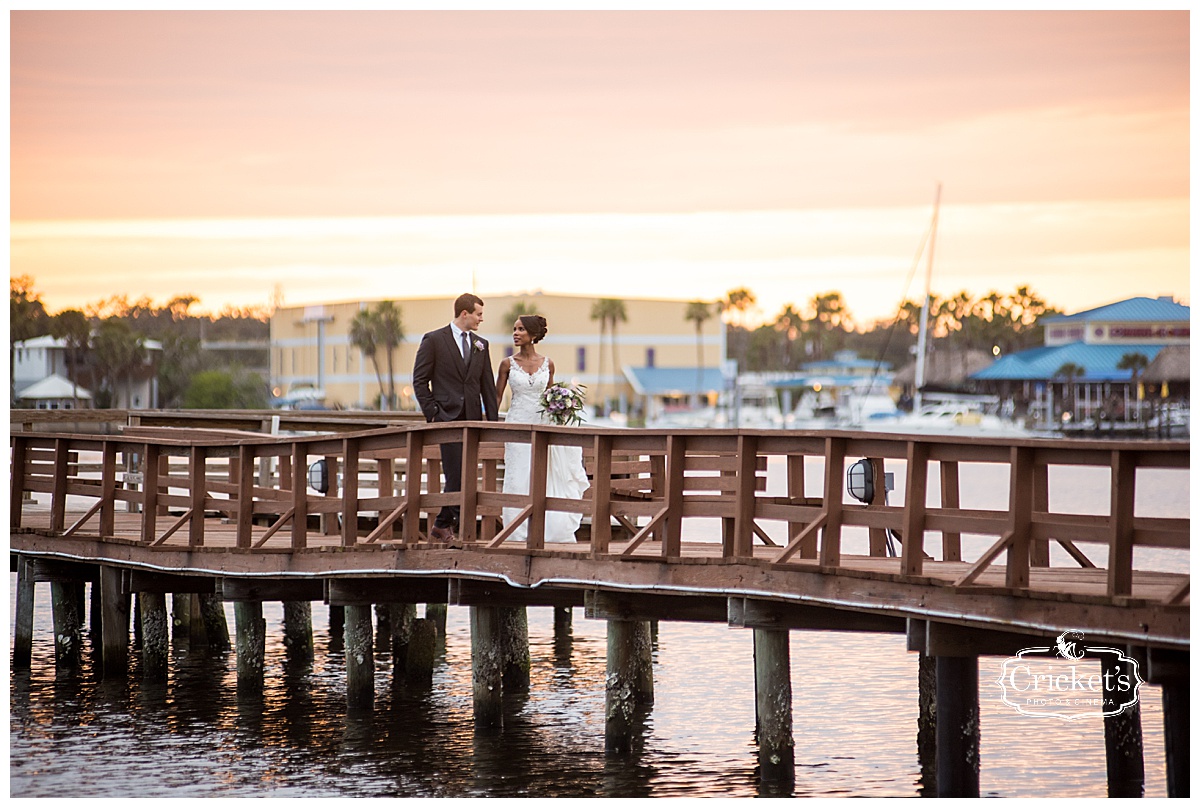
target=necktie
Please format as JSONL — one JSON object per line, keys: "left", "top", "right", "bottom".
{"left": 461, "top": 331, "right": 470, "bottom": 362}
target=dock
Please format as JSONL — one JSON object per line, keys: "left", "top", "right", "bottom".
{"left": 9, "top": 409, "right": 1190, "bottom": 797}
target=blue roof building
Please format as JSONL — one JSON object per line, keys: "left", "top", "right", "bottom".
{"left": 972, "top": 297, "right": 1189, "bottom": 383}
{"left": 968, "top": 296, "right": 1189, "bottom": 430}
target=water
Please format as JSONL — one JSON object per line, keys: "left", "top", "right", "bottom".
{"left": 10, "top": 461, "right": 1187, "bottom": 797}
{"left": 7, "top": 593, "right": 1174, "bottom": 798}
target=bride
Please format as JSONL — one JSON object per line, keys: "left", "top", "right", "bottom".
{"left": 495, "top": 314, "right": 590, "bottom": 543}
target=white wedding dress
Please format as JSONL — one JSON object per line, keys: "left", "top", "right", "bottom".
{"left": 502, "top": 357, "right": 590, "bottom": 542}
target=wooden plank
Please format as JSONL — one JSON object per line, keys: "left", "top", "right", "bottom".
{"left": 526, "top": 430, "right": 550, "bottom": 550}
{"left": 731, "top": 434, "right": 759, "bottom": 559}
{"left": 221, "top": 577, "right": 326, "bottom": 602}
{"left": 50, "top": 438, "right": 68, "bottom": 533}
{"left": 291, "top": 442, "right": 309, "bottom": 549}
{"left": 733, "top": 598, "right": 906, "bottom": 633}
{"left": 10, "top": 437, "right": 28, "bottom": 529}
{"left": 328, "top": 576, "right": 449, "bottom": 605}
{"left": 1028, "top": 461, "right": 1050, "bottom": 567}
{"left": 952, "top": 531, "right": 1015, "bottom": 588}
{"left": 662, "top": 434, "right": 686, "bottom": 558}
{"left": 126, "top": 570, "right": 217, "bottom": 594}
{"left": 140, "top": 443, "right": 160, "bottom": 544}
{"left": 619, "top": 507, "right": 669, "bottom": 556}
{"left": 187, "top": 446, "right": 207, "bottom": 546}
{"left": 253, "top": 507, "right": 296, "bottom": 548}
{"left": 773, "top": 513, "right": 827, "bottom": 565}
{"left": 1006, "top": 446, "right": 1033, "bottom": 589}
{"left": 939, "top": 460, "right": 962, "bottom": 561}
{"left": 459, "top": 427, "right": 480, "bottom": 544}
{"left": 99, "top": 442, "right": 117, "bottom": 537}
{"left": 586, "top": 590, "right": 727, "bottom": 622}
{"left": 375, "top": 457, "right": 396, "bottom": 542}
{"left": 1108, "top": 449, "right": 1136, "bottom": 597}
{"left": 901, "top": 442, "right": 929, "bottom": 577}
{"left": 591, "top": 433, "right": 614, "bottom": 554}
{"left": 341, "top": 439, "right": 359, "bottom": 547}
{"left": 403, "top": 430, "right": 425, "bottom": 544}
{"left": 449, "top": 578, "right": 583, "bottom": 608}
{"left": 866, "top": 457, "right": 889, "bottom": 557}
{"left": 819, "top": 437, "right": 846, "bottom": 568}
{"left": 236, "top": 445, "right": 255, "bottom": 549}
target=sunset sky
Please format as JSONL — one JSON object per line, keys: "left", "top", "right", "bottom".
{"left": 10, "top": 10, "right": 1190, "bottom": 326}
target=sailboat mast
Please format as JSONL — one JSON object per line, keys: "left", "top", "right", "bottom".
{"left": 913, "top": 182, "right": 941, "bottom": 412}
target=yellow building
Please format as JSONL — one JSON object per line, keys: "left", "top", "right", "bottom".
{"left": 270, "top": 292, "right": 725, "bottom": 414}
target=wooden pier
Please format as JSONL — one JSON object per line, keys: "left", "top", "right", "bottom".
{"left": 9, "top": 410, "right": 1190, "bottom": 797}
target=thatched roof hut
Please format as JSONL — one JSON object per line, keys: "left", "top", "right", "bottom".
{"left": 893, "top": 349, "right": 994, "bottom": 388}
{"left": 1141, "top": 345, "right": 1189, "bottom": 383}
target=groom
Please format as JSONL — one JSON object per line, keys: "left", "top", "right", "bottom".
{"left": 412, "top": 292, "right": 500, "bottom": 541}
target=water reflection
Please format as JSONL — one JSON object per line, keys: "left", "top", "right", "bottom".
{"left": 10, "top": 577, "right": 1175, "bottom": 797}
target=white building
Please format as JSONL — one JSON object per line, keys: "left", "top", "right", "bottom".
{"left": 12, "top": 334, "right": 163, "bottom": 409}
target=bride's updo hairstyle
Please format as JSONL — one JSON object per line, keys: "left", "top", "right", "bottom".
{"left": 519, "top": 314, "right": 549, "bottom": 343}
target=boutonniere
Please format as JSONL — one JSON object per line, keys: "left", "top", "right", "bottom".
{"left": 473, "top": 339, "right": 485, "bottom": 352}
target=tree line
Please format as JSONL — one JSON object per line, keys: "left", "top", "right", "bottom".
{"left": 11, "top": 274, "right": 1066, "bottom": 411}
{"left": 706, "top": 284, "right": 1062, "bottom": 374}
{"left": 11, "top": 276, "right": 270, "bottom": 409}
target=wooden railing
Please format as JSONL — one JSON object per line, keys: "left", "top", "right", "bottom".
{"left": 9, "top": 422, "right": 1190, "bottom": 601}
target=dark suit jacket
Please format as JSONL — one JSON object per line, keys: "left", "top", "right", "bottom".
{"left": 412, "top": 325, "right": 500, "bottom": 423}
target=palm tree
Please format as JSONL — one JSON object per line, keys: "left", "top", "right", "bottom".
{"left": 809, "top": 291, "right": 852, "bottom": 360}
{"left": 503, "top": 300, "right": 537, "bottom": 329}
{"left": 51, "top": 309, "right": 91, "bottom": 409}
{"left": 349, "top": 308, "right": 386, "bottom": 409}
{"left": 591, "top": 298, "right": 627, "bottom": 413}
{"left": 774, "top": 303, "right": 804, "bottom": 369}
{"left": 373, "top": 301, "right": 404, "bottom": 410}
{"left": 91, "top": 318, "right": 146, "bottom": 408}
{"left": 1054, "top": 362, "right": 1086, "bottom": 422}
{"left": 1117, "top": 352, "right": 1150, "bottom": 422}
{"left": 721, "top": 287, "right": 756, "bottom": 328}
{"left": 1117, "top": 352, "right": 1149, "bottom": 380}
{"left": 684, "top": 300, "right": 715, "bottom": 405}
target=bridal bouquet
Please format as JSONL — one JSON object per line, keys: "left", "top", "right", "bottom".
{"left": 539, "top": 382, "right": 588, "bottom": 426}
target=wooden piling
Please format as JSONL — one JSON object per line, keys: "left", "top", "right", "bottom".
{"left": 13, "top": 556, "right": 35, "bottom": 670}
{"left": 51, "top": 581, "right": 83, "bottom": 671}
{"left": 917, "top": 652, "right": 937, "bottom": 794}
{"left": 405, "top": 617, "right": 438, "bottom": 688}
{"left": 605, "top": 619, "right": 654, "bottom": 754}
{"left": 99, "top": 564, "right": 129, "bottom": 678}
{"left": 499, "top": 606, "right": 530, "bottom": 694}
{"left": 171, "top": 592, "right": 192, "bottom": 649}
{"left": 391, "top": 603, "right": 417, "bottom": 670}
{"left": 132, "top": 592, "right": 143, "bottom": 650}
{"left": 554, "top": 605, "right": 572, "bottom": 635}
{"left": 89, "top": 578, "right": 103, "bottom": 639}
{"left": 426, "top": 603, "right": 448, "bottom": 644}
{"left": 234, "top": 601, "right": 266, "bottom": 690}
{"left": 470, "top": 605, "right": 504, "bottom": 729}
{"left": 139, "top": 592, "right": 170, "bottom": 681}
{"left": 935, "top": 655, "right": 980, "bottom": 797}
{"left": 553, "top": 605, "right": 573, "bottom": 665}
{"left": 1161, "top": 672, "right": 1190, "bottom": 797}
{"left": 198, "top": 593, "right": 231, "bottom": 652}
{"left": 753, "top": 628, "right": 794, "bottom": 787}
{"left": 344, "top": 603, "right": 375, "bottom": 709}
{"left": 328, "top": 604, "right": 345, "bottom": 651}
{"left": 375, "top": 603, "right": 392, "bottom": 653}
{"left": 282, "top": 601, "right": 314, "bottom": 660}
{"left": 1103, "top": 656, "right": 1144, "bottom": 798}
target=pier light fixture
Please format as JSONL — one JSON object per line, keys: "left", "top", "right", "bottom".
{"left": 847, "top": 458, "right": 874, "bottom": 503}
{"left": 308, "top": 459, "right": 330, "bottom": 494}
